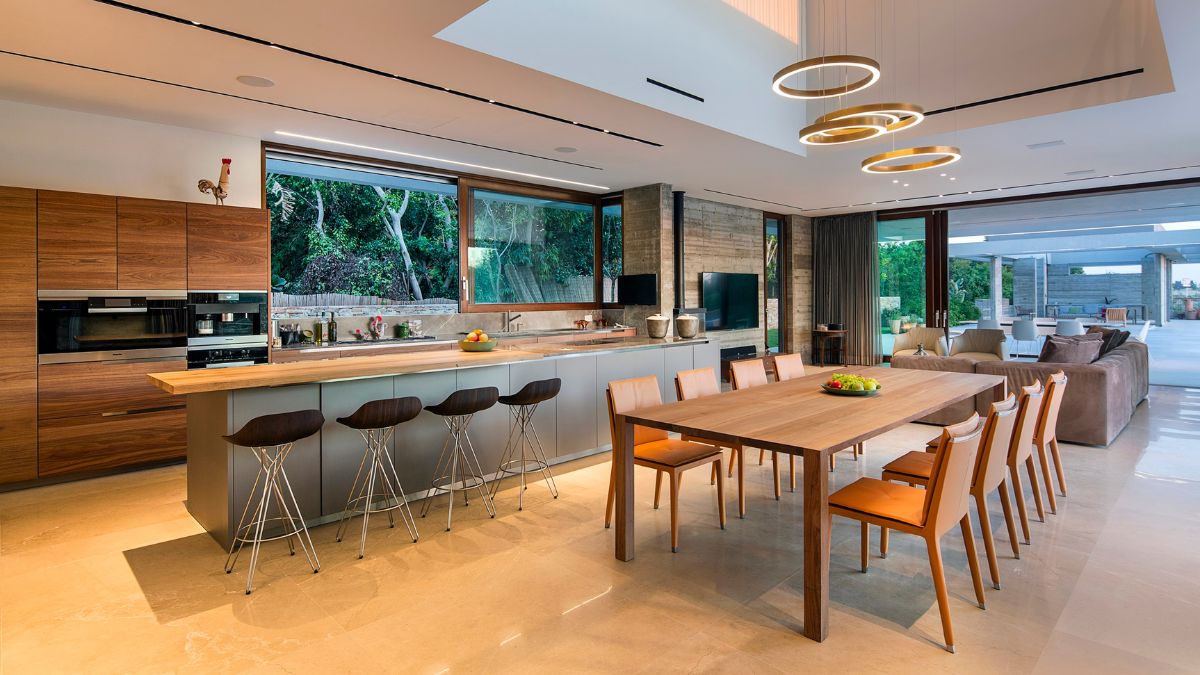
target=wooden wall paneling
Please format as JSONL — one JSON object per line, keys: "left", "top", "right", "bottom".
{"left": 37, "top": 190, "right": 117, "bottom": 289}
{"left": 117, "top": 197, "right": 187, "bottom": 289}
{"left": 0, "top": 186, "right": 38, "bottom": 483}
{"left": 186, "top": 203, "right": 269, "bottom": 291}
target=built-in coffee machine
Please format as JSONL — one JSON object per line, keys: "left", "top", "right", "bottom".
{"left": 186, "top": 292, "right": 269, "bottom": 369}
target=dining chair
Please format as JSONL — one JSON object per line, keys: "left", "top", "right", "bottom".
{"left": 675, "top": 367, "right": 746, "bottom": 518}
{"left": 829, "top": 414, "right": 988, "bottom": 653}
{"left": 1034, "top": 371, "right": 1069, "bottom": 512}
{"left": 771, "top": 352, "right": 860, "bottom": 469}
{"left": 729, "top": 359, "right": 788, "bottom": 498}
{"left": 1054, "top": 319, "right": 1085, "bottom": 336}
{"left": 1007, "top": 382, "right": 1047, "bottom": 545}
{"left": 604, "top": 376, "right": 726, "bottom": 552}
{"left": 881, "top": 394, "right": 1021, "bottom": 589}
{"left": 1010, "top": 318, "right": 1039, "bottom": 357}
{"left": 1104, "top": 307, "right": 1128, "bottom": 326}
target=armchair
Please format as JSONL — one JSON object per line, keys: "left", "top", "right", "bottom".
{"left": 950, "top": 329, "right": 1007, "bottom": 361}
{"left": 892, "top": 326, "right": 949, "bottom": 357}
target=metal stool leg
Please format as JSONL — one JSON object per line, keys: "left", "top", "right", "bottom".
{"left": 490, "top": 404, "right": 559, "bottom": 509}
{"left": 421, "top": 414, "right": 495, "bottom": 530}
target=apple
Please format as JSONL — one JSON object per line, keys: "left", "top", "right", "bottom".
{"left": 466, "top": 333, "right": 480, "bottom": 342}
{"left": 477, "top": 332, "right": 489, "bottom": 342}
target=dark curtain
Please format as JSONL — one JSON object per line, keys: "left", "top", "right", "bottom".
{"left": 813, "top": 212, "right": 882, "bottom": 365}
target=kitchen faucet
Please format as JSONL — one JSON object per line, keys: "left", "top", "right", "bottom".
{"left": 502, "top": 311, "right": 523, "bottom": 333}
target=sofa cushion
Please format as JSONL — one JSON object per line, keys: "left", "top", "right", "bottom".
{"left": 1039, "top": 333, "right": 1102, "bottom": 364}
{"left": 1087, "top": 326, "right": 1130, "bottom": 356}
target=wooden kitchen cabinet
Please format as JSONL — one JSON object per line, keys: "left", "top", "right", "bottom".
{"left": 37, "top": 189, "right": 118, "bottom": 289}
{"left": 186, "top": 203, "right": 269, "bottom": 291}
{"left": 117, "top": 197, "right": 187, "bottom": 290}
{"left": 0, "top": 186, "right": 38, "bottom": 484}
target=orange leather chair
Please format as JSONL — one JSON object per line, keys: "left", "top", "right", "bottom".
{"left": 881, "top": 394, "right": 1021, "bottom": 589}
{"left": 1034, "top": 371, "right": 1069, "bottom": 513}
{"left": 604, "top": 376, "right": 726, "bottom": 552}
{"left": 1007, "top": 382, "right": 1047, "bottom": 545}
{"left": 829, "top": 414, "right": 988, "bottom": 653}
{"left": 729, "top": 359, "right": 788, "bottom": 498}
{"left": 676, "top": 367, "right": 746, "bottom": 518}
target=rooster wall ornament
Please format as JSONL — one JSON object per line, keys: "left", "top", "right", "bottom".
{"left": 198, "top": 158, "right": 231, "bottom": 205}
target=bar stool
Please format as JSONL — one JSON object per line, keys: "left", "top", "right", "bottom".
{"left": 420, "top": 387, "right": 499, "bottom": 530}
{"left": 334, "top": 397, "right": 423, "bottom": 558}
{"left": 223, "top": 409, "right": 324, "bottom": 594}
{"left": 490, "top": 378, "right": 561, "bottom": 510}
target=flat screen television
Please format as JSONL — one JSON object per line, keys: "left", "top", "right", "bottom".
{"left": 617, "top": 273, "right": 658, "bottom": 305}
{"left": 701, "top": 272, "right": 759, "bottom": 330}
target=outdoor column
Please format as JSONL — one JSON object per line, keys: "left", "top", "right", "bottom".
{"left": 1142, "top": 253, "right": 1170, "bottom": 326}
{"left": 989, "top": 256, "right": 1004, "bottom": 320}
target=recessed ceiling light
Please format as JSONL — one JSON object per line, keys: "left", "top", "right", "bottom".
{"left": 236, "top": 75, "right": 275, "bottom": 88}
{"left": 949, "top": 177, "right": 956, "bottom": 181}
{"left": 190, "top": 20, "right": 201, "bottom": 26}
{"left": 274, "top": 131, "right": 609, "bottom": 191}
{"left": 488, "top": 99, "right": 496, "bottom": 104}
{"left": 554, "top": 146, "right": 577, "bottom": 153}
{"left": 939, "top": 173, "right": 947, "bottom": 177}
{"left": 902, "top": 183, "right": 909, "bottom": 187}
{"left": 892, "top": 179, "right": 899, "bottom": 184}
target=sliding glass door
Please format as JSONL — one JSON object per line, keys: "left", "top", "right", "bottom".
{"left": 877, "top": 210, "right": 949, "bottom": 358}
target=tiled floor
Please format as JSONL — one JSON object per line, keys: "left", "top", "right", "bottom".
{"left": 1, "top": 386, "right": 1198, "bottom": 673}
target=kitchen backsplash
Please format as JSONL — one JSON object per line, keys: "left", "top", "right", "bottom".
{"left": 272, "top": 305, "right": 628, "bottom": 339}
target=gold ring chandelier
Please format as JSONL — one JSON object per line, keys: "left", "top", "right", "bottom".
{"left": 799, "top": 103, "right": 925, "bottom": 146}
{"left": 771, "top": 55, "right": 881, "bottom": 99}
{"left": 861, "top": 145, "right": 962, "bottom": 173}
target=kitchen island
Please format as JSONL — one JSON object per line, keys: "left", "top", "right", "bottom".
{"left": 148, "top": 336, "right": 718, "bottom": 547}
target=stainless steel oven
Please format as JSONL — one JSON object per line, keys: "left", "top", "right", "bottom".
{"left": 186, "top": 291, "right": 270, "bottom": 368}
{"left": 37, "top": 290, "right": 188, "bottom": 364}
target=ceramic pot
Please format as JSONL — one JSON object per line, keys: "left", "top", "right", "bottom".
{"left": 646, "top": 314, "right": 670, "bottom": 339}
{"left": 675, "top": 314, "right": 699, "bottom": 339}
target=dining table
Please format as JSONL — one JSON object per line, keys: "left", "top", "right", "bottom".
{"left": 611, "top": 365, "right": 1007, "bottom": 643}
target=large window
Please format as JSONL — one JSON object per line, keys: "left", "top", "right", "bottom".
{"left": 466, "top": 189, "right": 596, "bottom": 306}
{"left": 878, "top": 217, "right": 927, "bottom": 335}
{"left": 266, "top": 155, "right": 459, "bottom": 304}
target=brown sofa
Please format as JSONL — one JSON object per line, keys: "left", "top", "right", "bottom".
{"left": 892, "top": 341, "right": 1149, "bottom": 446}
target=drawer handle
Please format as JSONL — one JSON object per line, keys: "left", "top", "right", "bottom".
{"left": 101, "top": 404, "right": 186, "bottom": 418}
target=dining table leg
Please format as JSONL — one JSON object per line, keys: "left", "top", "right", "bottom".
{"left": 615, "top": 415, "right": 636, "bottom": 561}
{"left": 803, "top": 449, "right": 831, "bottom": 641}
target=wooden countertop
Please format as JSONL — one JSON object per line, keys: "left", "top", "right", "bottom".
{"left": 148, "top": 336, "right": 709, "bottom": 395}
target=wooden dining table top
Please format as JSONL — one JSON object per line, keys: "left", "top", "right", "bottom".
{"left": 619, "top": 366, "right": 1006, "bottom": 455}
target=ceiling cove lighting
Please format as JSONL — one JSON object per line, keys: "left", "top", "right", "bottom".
{"left": 772, "top": 55, "right": 881, "bottom": 99}
{"left": 275, "top": 131, "right": 609, "bottom": 191}
{"left": 861, "top": 146, "right": 962, "bottom": 174}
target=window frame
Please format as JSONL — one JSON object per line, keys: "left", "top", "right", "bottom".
{"left": 458, "top": 176, "right": 606, "bottom": 313}
{"left": 262, "top": 141, "right": 621, "bottom": 314}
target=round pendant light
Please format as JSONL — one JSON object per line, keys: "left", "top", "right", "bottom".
{"left": 861, "top": 146, "right": 962, "bottom": 173}
{"left": 799, "top": 115, "right": 891, "bottom": 145}
{"left": 771, "top": 55, "right": 881, "bottom": 99}
{"left": 815, "top": 103, "right": 924, "bottom": 136}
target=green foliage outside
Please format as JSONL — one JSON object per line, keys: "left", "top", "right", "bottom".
{"left": 470, "top": 192, "right": 596, "bottom": 304}
{"left": 267, "top": 173, "right": 459, "bottom": 302}
{"left": 879, "top": 239, "right": 1015, "bottom": 331}
{"left": 601, "top": 205, "right": 623, "bottom": 301}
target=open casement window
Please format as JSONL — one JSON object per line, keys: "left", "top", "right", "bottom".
{"left": 459, "top": 179, "right": 602, "bottom": 312}
{"left": 600, "top": 195, "right": 624, "bottom": 307}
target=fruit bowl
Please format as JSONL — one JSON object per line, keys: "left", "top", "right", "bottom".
{"left": 459, "top": 339, "right": 497, "bottom": 352}
{"left": 821, "top": 384, "right": 879, "bottom": 397}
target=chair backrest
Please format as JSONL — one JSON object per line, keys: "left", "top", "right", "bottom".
{"left": 924, "top": 413, "right": 985, "bottom": 535}
{"left": 1011, "top": 319, "right": 1039, "bottom": 341}
{"left": 729, "top": 359, "right": 769, "bottom": 390}
{"left": 1034, "top": 371, "right": 1069, "bottom": 444}
{"left": 977, "top": 319, "right": 1001, "bottom": 330}
{"left": 1055, "top": 319, "right": 1084, "bottom": 336}
{"left": 1134, "top": 320, "right": 1151, "bottom": 342}
{"left": 773, "top": 353, "right": 806, "bottom": 382}
{"left": 973, "top": 394, "right": 1019, "bottom": 493}
{"left": 675, "top": 367, "right": 720, "bottom": 401}
{"left": 951, "top": 329, "right": 1006, "bottom": 358}
{"left": 606, "top": 376, "right": 667, "bottom": 446}
{"left": 1008, "top": 381, "right": 1044, "bottom": 464}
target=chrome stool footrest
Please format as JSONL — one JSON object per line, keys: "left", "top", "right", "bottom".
{"left": 419, "top": 413, "right": 496, "bottom": 530}
{"left": 335, "top": 426, "right": 419, "bottom": 558}
{"left": 490, "top": 403, "right": 559, "bottom": 511}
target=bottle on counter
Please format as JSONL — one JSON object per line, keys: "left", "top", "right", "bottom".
{"left": 328, "top": 313, "right": 338, "bottom": 343}
{"left": 314, "top": 313, "right": 325, "bottom": 345}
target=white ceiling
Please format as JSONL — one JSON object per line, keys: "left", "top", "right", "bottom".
{"left": 0, "top": 0, "right": 1197, "bottom": 217}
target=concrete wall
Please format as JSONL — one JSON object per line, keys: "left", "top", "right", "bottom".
{"left": 1142, "top": 253, "right": 1170, "bottom": 325}
{"left": 0, "top": 99, "right": 262, "bottom": 208}
{"left": 1047, "top": 264, "right": 1142, "bottom": 306}
{"left": 621, "top": 184, "right": 676, "bottom": 333}
{"left": 681, "top": 195, "right": 764, "bottom": 350}
{"left": 785, "top": 214, "right": 814, "bottom": 360}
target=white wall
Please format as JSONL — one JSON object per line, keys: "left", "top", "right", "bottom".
{"left": 0, "top": 99, "right": 262, "bottom": 207}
